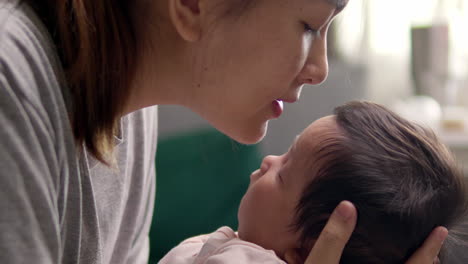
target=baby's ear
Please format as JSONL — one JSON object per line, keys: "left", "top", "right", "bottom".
{"left": 284, "top": 248, "right": 308, "bottom": 264}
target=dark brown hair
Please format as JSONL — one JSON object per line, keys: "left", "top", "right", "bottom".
{"left": 25, "top": 0, "right": 254, "bottom": 163}
{"left": 294, "top": 101, "right": 468, "bottom": 263}
{"left": 25, "top": 0, "right": 136, "bottom": 163}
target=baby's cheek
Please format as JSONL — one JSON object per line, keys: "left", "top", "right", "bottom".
{"left": 251, "top": 179, "right": 277, "bottom": 199}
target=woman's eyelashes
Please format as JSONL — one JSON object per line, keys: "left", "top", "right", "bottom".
{"left": 302, "top": 22, "right": 319, "bottom": 36}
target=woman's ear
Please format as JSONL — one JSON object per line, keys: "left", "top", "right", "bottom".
{"left": 168, "top": 0, "right": 203, "bottom": 42}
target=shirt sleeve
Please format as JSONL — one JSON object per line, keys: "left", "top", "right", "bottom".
{"left": 0, "top": 70, "right": 62, "bottom": 262}
{"left": 158, "top": 234, "right": 211, "bottom": 264}
{"left": 0, "top": 3, "right": 67, "bottom": 261}
{"left": 203, "top": 244, "right": 286, "bottom": 264}
{"left": 160, "top": 227, "right": 286, "bottom": 264}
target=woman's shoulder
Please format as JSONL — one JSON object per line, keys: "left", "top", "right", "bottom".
{"left": 0, "top": 0, "right": 75, "bottom": 167}
{"left": 0, "top": 0, "right": 54, "bottom": 58}
{"left": 0, "top": 0, "right": 71, "bottom": 133}
{"left": 0, "top": 0, "right": 67, "bottom": 103}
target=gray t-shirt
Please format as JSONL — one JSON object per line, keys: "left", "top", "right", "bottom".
{"left": 0, "top": 1, "right": 158, "bottom": 263}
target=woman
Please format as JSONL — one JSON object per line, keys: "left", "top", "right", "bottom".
{"left": 0, "top": 0, "right": 446, "bottom": 263}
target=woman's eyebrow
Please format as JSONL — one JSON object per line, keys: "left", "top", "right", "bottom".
{"left": 326, "top": 0, "right": 349, "bottom": 11}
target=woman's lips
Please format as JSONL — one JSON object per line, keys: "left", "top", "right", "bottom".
{"left": 272, "top": 100, "right": 284, "bottom": 118}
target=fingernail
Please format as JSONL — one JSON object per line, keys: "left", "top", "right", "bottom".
{"left": 337, "top": 201, "right": 354, "bottom": 221}
{"left": 438, "top": 227, "right": 449, "bottom": 243}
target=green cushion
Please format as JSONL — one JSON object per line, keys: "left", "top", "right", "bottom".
{"left": 149, "top": 129, "right": 261, "bottom": 263}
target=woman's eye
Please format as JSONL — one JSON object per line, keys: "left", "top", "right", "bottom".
{"left": 303, "top": 22, "right": 319, "bottom": 36}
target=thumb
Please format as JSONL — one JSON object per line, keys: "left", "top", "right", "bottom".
{"left": 305, "top": 201, "right": 357, "bottom": 264}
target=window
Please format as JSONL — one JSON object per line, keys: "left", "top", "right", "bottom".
{"left": 332, "top": 0, "right": 468, "bottom": 105}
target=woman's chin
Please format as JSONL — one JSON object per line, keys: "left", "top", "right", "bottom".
{"left": 225, "top": 121, "right": 269, "bottom": 145}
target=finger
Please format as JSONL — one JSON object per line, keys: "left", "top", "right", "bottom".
{"left": 406, "top": 226, "right": 448, "bottom": 264}
{"left": 305, "top": 201, "right": 357, "bottom": 264}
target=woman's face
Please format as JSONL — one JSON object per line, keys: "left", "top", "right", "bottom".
{"left": 184, "top": 0, "right": 347, "bottom": 144}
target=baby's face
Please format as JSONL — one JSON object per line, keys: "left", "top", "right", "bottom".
{"left": 237, "top": 115, "right": 339, "bottom": 258}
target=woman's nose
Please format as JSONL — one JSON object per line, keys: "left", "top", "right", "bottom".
{"left": 298, "top": 36, "right": 329, "bottom": 86}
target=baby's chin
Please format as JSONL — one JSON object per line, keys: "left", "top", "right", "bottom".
{"left": 235, "top": 223, "right": 255, "bottom": 245}
{"left": 235, "top": 220, "right": 246, "bottom": 240}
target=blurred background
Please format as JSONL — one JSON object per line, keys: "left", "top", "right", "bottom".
{"left": 150, "top": 0, "right": 468, "bottom": 262}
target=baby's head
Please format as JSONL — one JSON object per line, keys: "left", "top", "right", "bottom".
{"left": 238, "top": 101, "right": 468, "bottom": 262}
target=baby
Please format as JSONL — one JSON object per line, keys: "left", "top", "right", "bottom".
{"left": 160, "top": 101, "right": 468, "bottom": 263}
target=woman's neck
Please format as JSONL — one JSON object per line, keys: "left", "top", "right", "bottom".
{"left": 124, "top": 5, "right": 197, "bottom": 115}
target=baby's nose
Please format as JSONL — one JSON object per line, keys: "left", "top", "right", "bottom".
{"left": 260, "top": 155, "right": 273, "bottom": 171}
{"left": 250, "top": 155, "right": 282, "bottom": 183}
{"left": 260, "top": 155, "right": 281, "bottom": 174}
{"left": 249, "top": 169, "right": 261, "bottom": 182}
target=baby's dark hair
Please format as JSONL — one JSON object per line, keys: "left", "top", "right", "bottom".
{"left": 293, "top": 101, "right": 468, "bottom": 263}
